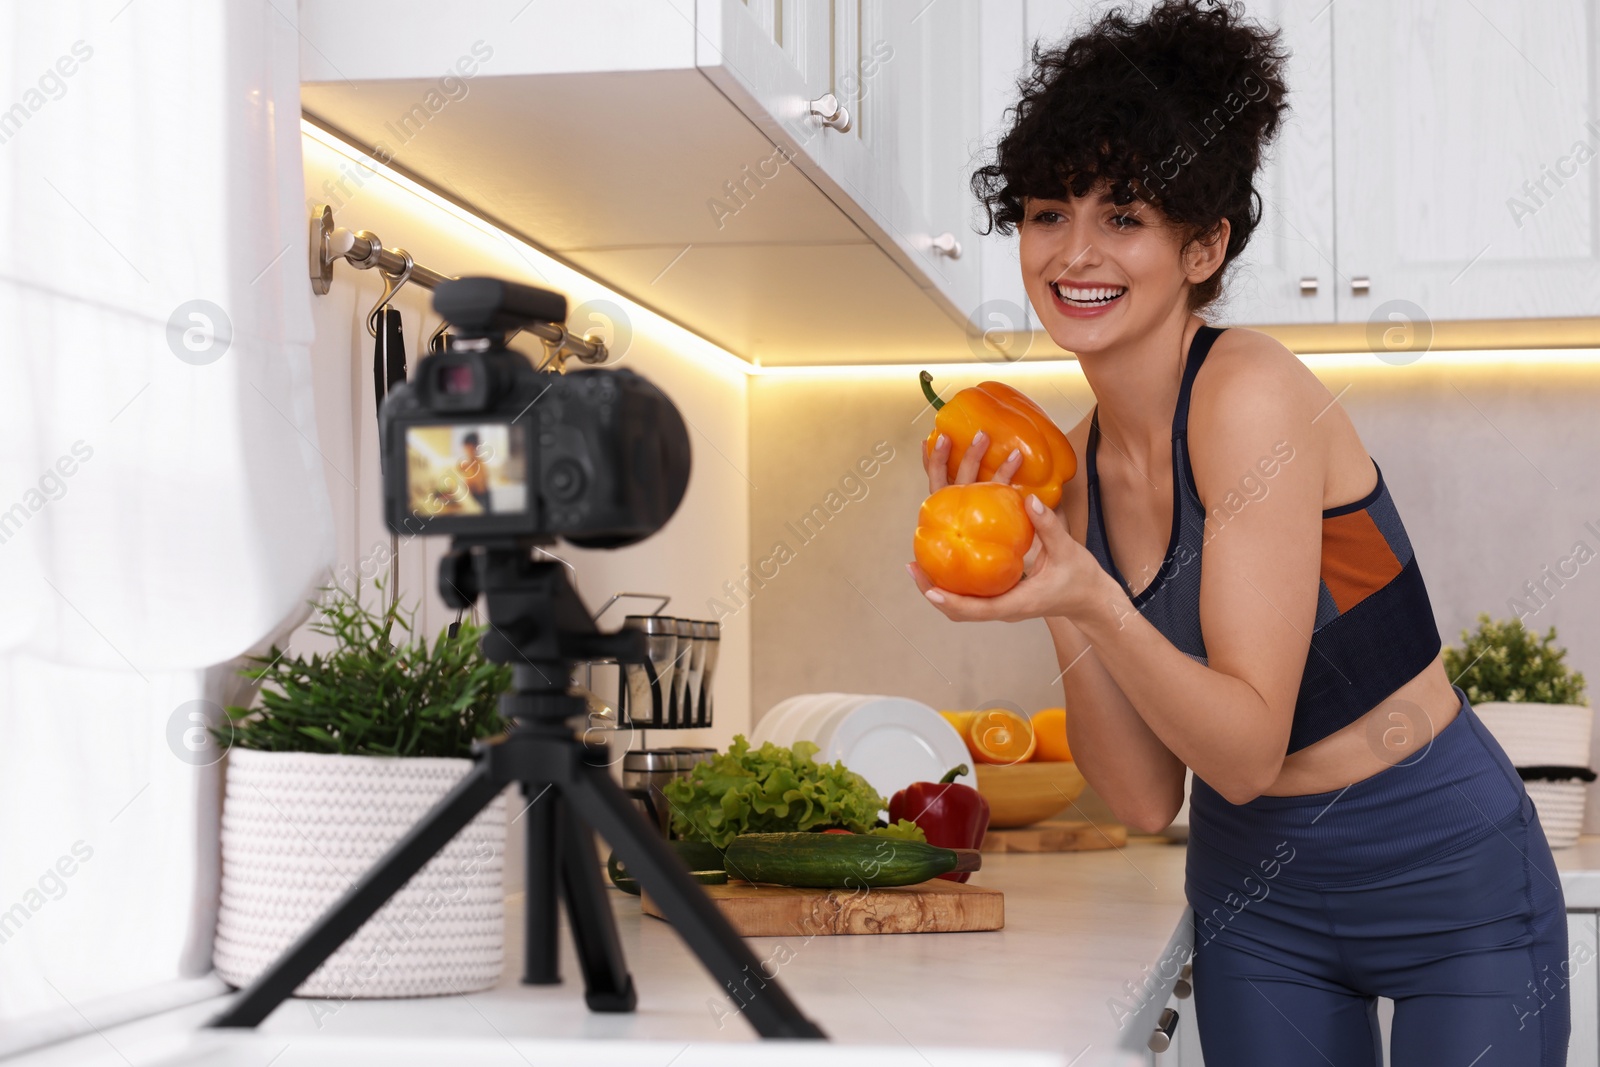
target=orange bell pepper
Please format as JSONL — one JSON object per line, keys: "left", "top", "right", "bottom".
{"left": 914, "top": 483, "right": 1035, "bottom": 597}
{"left": 920, "top": 371, "right": 1077, "bottom": 508}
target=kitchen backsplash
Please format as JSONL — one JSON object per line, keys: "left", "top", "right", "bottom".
{"left": 748, "top": 357, "right": 1600, "bottom": 828}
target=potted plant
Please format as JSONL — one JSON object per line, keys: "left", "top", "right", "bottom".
{"left": 212, "top": 580, "right": 513, "bottom": 998}
{"left": 1445, "top": 612, "right": 1594, "bottom": 848}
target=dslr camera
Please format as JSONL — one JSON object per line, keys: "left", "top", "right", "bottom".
{"left": 381, "top": 277, "right": 691, "bottom": 548}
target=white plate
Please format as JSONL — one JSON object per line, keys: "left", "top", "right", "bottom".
{"left": 791, "top": 693, "right": 873, "bottom": 751}
{"left": 751, "top": 694, "right": 823, "bottom": 746}
{"left": 822, "top": 699, "right": 972, "bottom": 805}
{"left": 758, "top": 692, "right": 840, "bottom": 748}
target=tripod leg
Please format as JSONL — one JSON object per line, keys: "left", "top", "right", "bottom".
{"left": 557, "top": 796, "right": 637, "bottom": 1012}
{"left": 209, "top": 761, "right": 503, "bottom": 1028}
{"left": 565, "top": 762, "right": 826, "bottom": 1039}
{"left": 522, "top": 781, "right": 561, "bottom": 984}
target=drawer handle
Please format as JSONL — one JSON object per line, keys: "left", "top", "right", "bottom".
{"left": 1299, "top": 275, "right": 1318, "bottom": 296}
{"left": 1148, "top": 1006, "right": 1179, "bottom": 1052}
{"left": 807, "top": 93, "right": 853, "bottom": 133}
{"left": 930, "top": 232, "right": 963, "bottom": 259}
{"left": 1351, "top": 275, "right": 1371, "bottom": 296}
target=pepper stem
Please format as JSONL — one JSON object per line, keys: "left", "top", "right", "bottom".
{"left": 919, "top": 370, "right": 945, "bottom": 411}
{"left": 940, "top": 764, "right": 970, "bottom": 784}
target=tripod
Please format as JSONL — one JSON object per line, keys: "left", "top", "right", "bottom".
{"left": 210, "top": 541, "right": 825, "bottom": 1039}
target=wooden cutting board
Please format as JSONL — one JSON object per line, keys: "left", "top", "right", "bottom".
{"left": 979, "top": 818, "right": 1127, "bottom": 853}
{"left": 640, "top": 878, "right": 1004, "bottom": 936}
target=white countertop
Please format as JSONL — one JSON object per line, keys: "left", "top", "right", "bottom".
{"left": 20, "top": 833, "right": 1600, "bottom": 1067}
{"left": 13, "top": 840, "right": 1194, "bottom": 1067}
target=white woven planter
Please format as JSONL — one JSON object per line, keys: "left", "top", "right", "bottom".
{"left": 1524, "top": 781, "right": 1588, "bottom": 849}
{"left": 1473, "top": 701, "right": 1593, "bottom": 850}
{"left": 214, "top": 749, "right": 507, "bottom": 998}
{"left": 1473, "top": 701, "right": 1594, "bottom": 766}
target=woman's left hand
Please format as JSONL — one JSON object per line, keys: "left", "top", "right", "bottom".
{"left": 906, "top": 493, "right": 1117, "bottom": 624}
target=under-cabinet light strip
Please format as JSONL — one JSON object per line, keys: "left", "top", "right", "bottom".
{"left": 300, "top": 119, "right": 754, "bottom": 384}
{"left": 302, "top": 122, "right": 1600, "bottom": 379}
{"left": 748, "top": 348, "right": 1600, "bottom": 377}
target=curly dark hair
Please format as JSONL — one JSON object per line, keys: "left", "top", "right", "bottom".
{"left": 972, "top": 0, "right": 1291, "bottom": 312}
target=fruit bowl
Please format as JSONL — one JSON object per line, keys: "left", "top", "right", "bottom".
{"left": 972, "top": 761, "right": 1086, "bottom": 828}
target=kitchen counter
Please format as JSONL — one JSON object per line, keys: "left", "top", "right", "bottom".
{"left": 22, "top": 833, "right": 1600, "bottom": 1067}
{"left": 14, "top": 840, "right": 1193, "bottom": 1067}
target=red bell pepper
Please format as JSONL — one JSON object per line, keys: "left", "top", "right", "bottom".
{"left": 887, "top": 764, "right": 990, "bottom": 883}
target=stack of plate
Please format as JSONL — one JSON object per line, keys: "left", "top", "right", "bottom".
{"left": 750, "top": 692, "right": 972, "bottom": 802}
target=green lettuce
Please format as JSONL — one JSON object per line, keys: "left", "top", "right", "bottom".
{"left": 660, "top": 735, "right": 925, "bottom": 848}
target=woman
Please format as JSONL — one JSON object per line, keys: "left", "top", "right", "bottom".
{"left": 907, "top": 2, "right": 1570, "bottom": 1062}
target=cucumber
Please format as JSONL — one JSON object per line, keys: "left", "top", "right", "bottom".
{"left": 606, "top": 840, "right": 729, "bottom": 896}
{"left": 723, "top": 832, "right": 981, "bottom": 888}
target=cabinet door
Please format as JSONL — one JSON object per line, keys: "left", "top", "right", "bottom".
{"left": 699, "top": 0, "right": 982, "bottom": 320}
{"left": 1572, "top": 912, "right": 1599, "bottom": 1067}
{"left": 1334, "top": 0, "right": 1600, "bottom": 322}
{"left": 1214, "top": 0, "right": 1336, "bottom": 326}
{"left": 976, "top": 0, "right": 1035, "bottom": 343}
{"left": 861, "top": 0, "right": 984, "bottom": 315}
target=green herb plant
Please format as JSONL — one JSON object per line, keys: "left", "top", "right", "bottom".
{"left": 660, "top": 735, "right": 926, "bottom": 849}
{"left": 1443, "top": 612, "right": 1589, "bottom": 707}
{"left": 221, "top": 580, "right": 511, "bottom": 758}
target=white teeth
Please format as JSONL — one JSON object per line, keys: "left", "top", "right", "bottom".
{"left": 1053, "top": 283, "right": 1126, "bottom": 304}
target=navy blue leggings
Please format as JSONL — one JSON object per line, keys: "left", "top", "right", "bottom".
{"left": 1185, "top": 685, "right": 1570, "bottom": 1065}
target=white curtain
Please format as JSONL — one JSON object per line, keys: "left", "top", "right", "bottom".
{"left": 0, "top": 0, "right": 331, "bottom": 1048}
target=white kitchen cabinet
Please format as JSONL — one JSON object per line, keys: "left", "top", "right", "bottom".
{"left": 1213, "top": 0, "right": 1337, "bottom": 326}
{"left": 1149, "top": 966, "right": 1201, "bottom": 1066}
{"left": 695, "top": 0, "right": 1000, "bottom": 322}
{"left": 1025, "top": 0, "right": 1600, "bottom": 327}
{"left": 1571, "top": 911, "right": 1600, "bottom": 1067}
{"left": 1333, "top": 0, "right": 1600, "bottom": 322}
{"left": 696, "top": 0, "right": 984, "bottom": 317}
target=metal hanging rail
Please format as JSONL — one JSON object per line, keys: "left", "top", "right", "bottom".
{"left": 308, "top": 203, "right": 609, "bottom": 366}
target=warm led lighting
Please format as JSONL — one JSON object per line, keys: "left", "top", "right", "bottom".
{"left": 749, "top": 359, "right": 1087, "bottom": 379}
{"left": 299, "top": 119, "right": 751, "bottom": 386}
{"left": 1297, "top": 348, "right": 1600, "bottom": 370}
{"left": 753, "top": 347, "right": 1600, "bottom": 377}
{"left": 301, "top": 122, "right": 1600, "bottom": 380}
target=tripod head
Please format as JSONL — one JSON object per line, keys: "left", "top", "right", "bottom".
{"left": 439, "top": 537, "right": 649, "bottom": 713}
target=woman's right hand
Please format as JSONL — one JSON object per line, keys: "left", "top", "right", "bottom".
{"left": 922, "top": 430, "right": 1026, "bottom": 495}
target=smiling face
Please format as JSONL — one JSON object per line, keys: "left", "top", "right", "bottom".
{"left": 1018, "top": 178, "right": 1228, "bottom": 354}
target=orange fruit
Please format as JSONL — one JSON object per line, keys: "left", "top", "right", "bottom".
{"left": 966, "top": 708, "right": 1036, "bottom": 765}
{"left": 1031, "top": 707, "right": 1073, "bottom": 762}
{"left": 940, "top": 710, "right": 977, "bottom": 735}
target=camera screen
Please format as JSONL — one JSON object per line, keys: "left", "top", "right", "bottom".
{"left": 404, "top": 423, "right": 528, "bottom": 518}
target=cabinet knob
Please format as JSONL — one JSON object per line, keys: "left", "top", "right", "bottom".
{"left": 1174, "top": 977, "right": 1192, "bottom": 1000}
{"left": 1299, "top": 276, "right": 1318, "bottom": 296}
{"left": 807, "top": 93, "right": 852, "bottom": 133}
{"left": 1148, "top": 1006, "right": 1179, "bottom": 1052}
{"left": 1351, "top": 275, "right": 1371, "bottom": 296}
{"left": 930, "top": 232, "right": 963, "bottom": 259}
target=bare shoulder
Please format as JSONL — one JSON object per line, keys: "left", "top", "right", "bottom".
{"left": 1189, "top": 326, "right": 1329, "bottom": 437}
{"left": 1185, "top": 326, "right": 1329, "bottom": 505}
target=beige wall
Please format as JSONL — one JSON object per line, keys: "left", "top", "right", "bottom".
{"left": 749, "top": 353, "right": 1600, "bottom": 822}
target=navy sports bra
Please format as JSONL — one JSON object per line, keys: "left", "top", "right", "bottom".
{"left": 1083, "top": 325, "right": 1442, "bottom": 754}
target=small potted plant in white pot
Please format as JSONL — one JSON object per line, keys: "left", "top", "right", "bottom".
{"left": 1446, "top": 612, "right": 1593, "bottom": 848}
{"left": 212, "top": 580, "right": 513, "bottom": 998}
